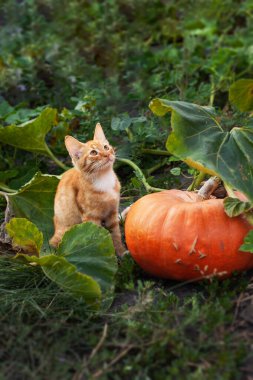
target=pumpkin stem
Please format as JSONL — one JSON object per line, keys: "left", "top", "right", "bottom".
{"left": 197, "top": 176, "right": 221, "bottom": 200}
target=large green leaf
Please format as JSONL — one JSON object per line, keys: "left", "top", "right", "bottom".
{"left": 8, "top": 218, "right": 114, "bottom": 308}
{"left": 16, "top": 253, "right": 101, "bottom": 308}
{"left": 6, "top": 218, "right": 43, "bottom": 255}
{"left": 240, "top": 230, "right": 253, "bottom": 253}
{"left": 3, "top": 172, "right": 59, "bottom": 243}
{"left": 224, "top": 197, "right": 252, "bottom": 218}
{"left": 57, "top": 223, "right": 117, "bottom": 294}
{"left": 229, "top": 79, "right": 253, "bottom": 112}
{"left": 0, "top": 107, "right": 57, "bottom": 154}
{"left": 149, "top": 98, "right": 253, "bottom": 203}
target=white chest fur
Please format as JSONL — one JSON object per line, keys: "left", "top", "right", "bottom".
{"left": 93, "top": 170, "right": 117, "bottom": 198}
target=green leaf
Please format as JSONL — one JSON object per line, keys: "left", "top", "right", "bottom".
{"left": 169, "top": 156, "right": 181, "bottom": 162}
{"left": 5, "top": 108, "right": 43, "bottom": 125}
{"left": 131, "top": 177, "right": 142, "bottom": 189}
{"left": 229, "top": 79, "right": 253, "bottom": 112}
{"left": 0, "top": 169, "right": 18, "bottom": 183}
{"left": 170, "top": 167, "right": 181, "bottom": 176}
{"left": 111, "top": 115, "right": 132, "bottom": 131}
{"left": 74, "top": 96, "right": 96, "bottom": 112}
{"left": 111, "top": 115, "right": 146, "bottom": 131}
{"left": 4, "top": 172, "right": 59, "bottom": 244}
{"left": 0, "top": 99, "right": 14, "bottom": 119}
{"left": 111, "top": 117, "right": 121, "bottom": 131}
{"left": 9, "top": 165, "right": 38, "bottom": 190}
{"left": 224, "top": 197, "right": 252, "bottom": 218}
{"left": 131, "top": 116, "right": 147, "bottom": 124}
{"left": 240, "top": 230, "right": 253, "bottom": 253}
{"left": 6, "top": 218, "right": 43, "bottom": 254}
{"left": 57, "top": 222, "right": 117, "bottom": 294}
{"left": 0, "top": 107, "right": 57, "bottom": 154}
{"left": 15, "top": 253, "right": 101, "bottom": 307}
{"left": 149, "top": 98, "right": 253, "bottom": 203}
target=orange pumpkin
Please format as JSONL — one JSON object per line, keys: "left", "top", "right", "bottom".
{"left": 125, "top": 190, "right": 253, "bottom": 280}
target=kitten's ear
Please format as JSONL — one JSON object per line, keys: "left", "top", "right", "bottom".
{"left": 65, "top": 136, "right": 84, "bottom": 160}
{"left": 93, "top": 123, "right": 109, "bottom": 143}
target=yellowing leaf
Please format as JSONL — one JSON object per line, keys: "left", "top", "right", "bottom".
{"left": 184, "top": 158, "right": 217, "bottom": 176}
{"left": 6, "top": 218, "right": 43, "bottom": 255}
{"left": 229, "top": 79, "right": 253, "bottom": 112}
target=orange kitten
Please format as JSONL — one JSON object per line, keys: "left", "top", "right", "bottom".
{"left": 50, "top": 123, "right": 125, "bottom": 256}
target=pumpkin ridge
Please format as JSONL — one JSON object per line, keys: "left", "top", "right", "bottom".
{"left": 158, "top": 203, "right": 183, "bottom": 270}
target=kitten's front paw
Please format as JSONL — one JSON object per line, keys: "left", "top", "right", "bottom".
{"left": 49, "top": 236, "right": 60, "bottom": 248}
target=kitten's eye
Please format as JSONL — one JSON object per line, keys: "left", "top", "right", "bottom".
{"left": 90, "top": 149, "right": 98, "bottom": 156}
{"left": 104, "top": 145, "right": 109, "bottom": 151}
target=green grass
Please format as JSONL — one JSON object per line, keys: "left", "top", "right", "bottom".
{"left": 0, "top": 254, "right": 251, "bottom": 380}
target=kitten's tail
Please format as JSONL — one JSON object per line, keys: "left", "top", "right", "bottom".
{"left": 119, "top": 206, "right": 131, "bottom": 222}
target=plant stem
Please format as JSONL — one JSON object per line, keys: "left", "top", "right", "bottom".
{"left": 141, "top": 149, "right": 171, "bottom": 156}
{"left": 187, "top": 171, "right": 206, "bottom": 191}
{"left": 117, "top": 157, "right": 165, "bottom": 193}
{"left": 0, "top": 185, "right": 16, "bottom": 194}
{"left": 223, "top": 182, "right": 236, "bottom": 198}
{"left": 45, "top": 144, "right": 69, "bottom": 171}
{"left": 13, "top": 147, "right": 17, "bottom": 162}
{"left": 209, "top": 76, "right": 215, "bottom": 107}
{"left": 147, "top": 158, "right": 168, "bottom": 176}
{"left": 125, "top": 127, "right": 134, "bottom": 142}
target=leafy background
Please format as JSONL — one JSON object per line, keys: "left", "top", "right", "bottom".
{"left": 1, "top": 0, "right": 253, "bottom": 110}
{"left": 1, "top": 1, "right": 253, "bottom": 379}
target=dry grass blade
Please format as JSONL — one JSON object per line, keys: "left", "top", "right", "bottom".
{"left": 72, "top": 323, "right": 108, "bottom": 380}
{"left": 92, "top": 345, "right": 134, "bottom": 378}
